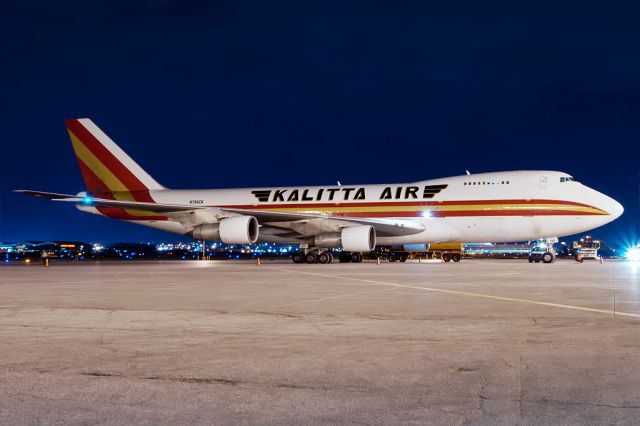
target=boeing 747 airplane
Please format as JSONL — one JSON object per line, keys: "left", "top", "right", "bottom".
{"left": 17, "top": 119, "right": 623, "bottom": 264}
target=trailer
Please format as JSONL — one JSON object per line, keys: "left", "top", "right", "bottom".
{"left": 373, "top": 243, "right": 464, "bottom": 263}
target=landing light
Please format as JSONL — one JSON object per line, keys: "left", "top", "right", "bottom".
{"left": 82, "top": 196, "right": 94, "bottom": 205}
{"left": 625, "top": 246, "right": 640, "bottom": 262}
{"left": 421, "top": 210, "right": 432, "bottom": 218}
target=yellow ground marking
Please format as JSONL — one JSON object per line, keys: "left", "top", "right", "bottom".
{"left": 271, "top": 268, "right": 640, "bottom": 319}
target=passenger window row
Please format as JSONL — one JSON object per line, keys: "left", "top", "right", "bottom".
{"left": 463, "top": 181, "right": 510, "bottom": 186}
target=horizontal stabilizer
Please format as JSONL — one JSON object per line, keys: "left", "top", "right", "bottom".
{"left": 15, "top": 190, "right": 197, "bottom": 213}
{"left": 14, "top": 190, "right": 76, "bottom": 199}
{"left": 52, "top": 197, "right": 198, "bottom": 213}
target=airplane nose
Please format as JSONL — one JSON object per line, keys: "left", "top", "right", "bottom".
{"left": 601, "top": 195, "right": 624, "bottom": 219}
{"left": 608, "top": 197, "right": 624, "bottom": 219}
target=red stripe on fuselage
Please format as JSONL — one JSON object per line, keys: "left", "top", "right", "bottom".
{"left": 95, "top": 207, "right": 168, "bottom": 221}
{"left": 323, "top": 210, "right": 605, "bottom": 218}
{"left": 222, "top": 199, "right": 599, "bottom": 210}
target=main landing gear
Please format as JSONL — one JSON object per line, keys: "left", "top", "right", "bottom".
{"left": 339, "top": 252, "right": 363, "bottom": 263}
{"left": 291, "top": 251, "right": 363, "bottom": 264}
{"left": 292, "top": 250, "right": 334, "bottom": 264}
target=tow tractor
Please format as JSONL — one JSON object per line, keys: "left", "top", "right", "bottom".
{"left": 572, "top": 235, "right": 600, "bottom": 260}
{"left": 528, "top": 237, "right": 558, "bottom": 263}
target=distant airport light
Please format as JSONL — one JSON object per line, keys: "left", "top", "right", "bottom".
{"left": 625, "top": 246, "right": 640, "bottom": 261}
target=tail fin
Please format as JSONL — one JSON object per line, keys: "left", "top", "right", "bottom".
{"left": 65, "top": 119, "right": 165, "bottom": 199}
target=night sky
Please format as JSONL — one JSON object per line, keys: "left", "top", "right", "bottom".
{"left": 1, "top": 1, "right": 639, "bottom": 245}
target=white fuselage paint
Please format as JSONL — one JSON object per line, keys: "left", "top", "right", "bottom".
{"left": 81, "top": 170, "right": 623, "bottom": 244}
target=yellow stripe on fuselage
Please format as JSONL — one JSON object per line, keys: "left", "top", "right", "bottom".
{"left": 247, "top": 203, "right": 606, "bottom": 215}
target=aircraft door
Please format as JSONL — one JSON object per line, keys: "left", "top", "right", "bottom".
{"left": 539, "top": 176, "right": 548, "bottom": 189}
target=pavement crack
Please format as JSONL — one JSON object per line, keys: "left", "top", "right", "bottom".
{"left": 82, "top": 372, "right": 120, "bottom": 377}
{"left": 519, "top": 356, "right": 527, "bottom": 419}
{"left": 143, "top": 376, "right": 240, "bottom": 386}
{"left": 79, "top": 371, "right": 379, "bottom": 394}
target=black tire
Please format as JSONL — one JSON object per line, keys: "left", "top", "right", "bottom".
{"left": 327, "top": 252, "right": 333, "bottom": 264}
{"left": 452, "top": 253, "right": 462, "bottom": 262}
{"left": 351, "top": 252, "right": 362, "bottom": 263}
{"left": 318, "top": 252, "right": 330, "bottom": 264}
{"left": 528, "top": 258, "right": 534, "bottom": 263}
{"left": 535, "top": 260, "right": 540, "bottom": 263}
{"left": 339, "top": 252, "right": 351, "bottom": 263}
{"left": 442, "top": 253, "right": 452, "bottom": 262}
{"left": 399, "top": 254, "right": 407, "bottom": 262}
{"left": 305, "top": 252, "right": 318, "bottom": 264}
{"left": 292, "top": 252, "right": 305, "bottom": 264}
{"left": 542, "top": 252, "right": 554, "bottom": 264}
{"left": 388, "top": 253, "right": 397, "bottom": 262}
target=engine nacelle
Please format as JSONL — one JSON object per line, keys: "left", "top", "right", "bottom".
{"left": 314, "top": 232, "right": 342, "bottom": 248}
{"left": 314, "top": 225, "right": 376, "bottom": 251}
{"left": 192, "top": 223, "right": 221, "bottom": 241}
{"left": 192, "top": 216, "right": 259, "bottom": 244}
{"left": 341, "top": 225, "right": 376, "bottom": 251}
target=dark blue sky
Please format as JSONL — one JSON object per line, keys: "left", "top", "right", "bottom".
{"left": 1, "top": 1, "right": 639, "bottom": 245}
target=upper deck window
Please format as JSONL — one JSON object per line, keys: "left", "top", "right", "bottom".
{"left": 464, "top": 180, "right": 510, "bottom": 186}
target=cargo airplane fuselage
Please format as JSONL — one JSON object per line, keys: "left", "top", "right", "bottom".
{"left": 17, "top": 119, "right": 623, "bottom": 261}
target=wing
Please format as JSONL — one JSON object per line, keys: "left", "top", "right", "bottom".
{"left": 15, "top": 190, "right": 425, "bottom": 237}
{"left": 220, "top": 207, "right": 425, "bottom": 237}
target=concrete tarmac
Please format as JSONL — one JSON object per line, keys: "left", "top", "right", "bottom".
{"left": 1, "top": 259, "right": 640, "bottom": 425}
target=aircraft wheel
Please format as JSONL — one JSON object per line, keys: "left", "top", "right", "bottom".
{"left": 442, "top": 253, "right": 452, "bottom": 262}
{"left": 399, "top": 254, "right": 407, "bottom": 262}
{"left": 339, "top": 252, "right": 351, "bottom": 263}
{"left": 528, "top": 258, "right": 534, "bottom": 263}
{"left": 452, "top": 253, "right": 462, "bottom": 262}
{"left": 388, "top": 253, "right": 397, "bottom": 262}
{"left": 542, "top": 252, "right": 555, "bottom": 263}
{"left": 292, "top": 252, "right": 305, "bottom": 264}
{"left": 318, "top": 252, "right": 330, "bottom": 264}
{"left": 305, "top": 252, "right": 318, "bottom": 264}
{"left": 351, "top": 252, "right": 362, "bottom": 263}
{"left": 327, "top": 252, "right": 334, "bottom": 263}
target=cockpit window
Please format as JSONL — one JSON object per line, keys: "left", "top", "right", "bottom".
{"left": 560, "top": 176, "right": 576, "bottom": 182}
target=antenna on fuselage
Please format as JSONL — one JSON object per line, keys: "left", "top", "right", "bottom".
{"left": 465, "top": 170, "right": 471, "bottom": 175}
{"left": 337, "top": 181, "right": 342, "bottom": 186}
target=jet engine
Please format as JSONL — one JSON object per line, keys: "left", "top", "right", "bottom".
{"left": 314, "top": 225, "right": 376, "bottom": 252}
{"left": 192, "top": 216, "right": 259, "bottom": 244}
